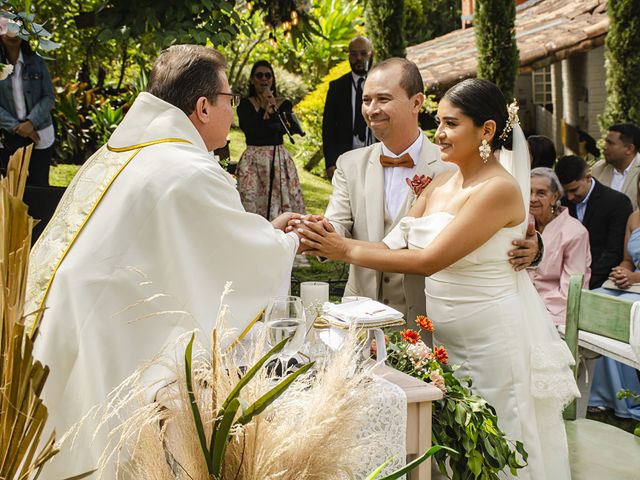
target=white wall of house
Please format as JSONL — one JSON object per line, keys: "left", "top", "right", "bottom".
{"left": 586, "top": 46, "right": 606, "bottom": 139}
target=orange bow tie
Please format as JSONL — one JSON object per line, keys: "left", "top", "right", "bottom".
{"left": 380, "top": 152, "right": 414, "bottom": 168}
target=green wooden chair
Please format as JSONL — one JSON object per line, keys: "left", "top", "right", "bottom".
{"left": 563, "top": 274, "right": 640, "bottom": 479}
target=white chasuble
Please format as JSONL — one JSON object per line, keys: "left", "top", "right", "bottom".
{"left": 25, "top": 92, "right": 297, "bottom": 478}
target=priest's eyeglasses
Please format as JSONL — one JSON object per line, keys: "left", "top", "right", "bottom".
{"left": 218, "top": 92, "right": 241, "bottom": 108}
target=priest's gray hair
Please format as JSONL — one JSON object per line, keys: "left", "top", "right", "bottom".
{"left": 531, "top": 167, "right": 564, "bottom": 205}
{"left": 148, "top": 45, "right": 226, "bottom": 115}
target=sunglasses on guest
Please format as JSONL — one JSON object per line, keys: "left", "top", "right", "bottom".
{"left": 254, "top": 72, "right": 273, "bottom": 80}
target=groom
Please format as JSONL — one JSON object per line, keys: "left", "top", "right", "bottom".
{"left": 301, "top": 58, "right": 539, "bottom": 321}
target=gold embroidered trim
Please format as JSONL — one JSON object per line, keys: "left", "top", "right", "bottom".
{"left": 107, "top": 138, "right": 191, "bottom": 152}
{"left": 29, "top": 148, "right": 142, "bottom": 337}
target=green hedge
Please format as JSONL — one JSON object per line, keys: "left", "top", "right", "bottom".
{"left": 295, "top": 60, "right": 352, "bottom": 176}
{"left": 600, "top": 0, "right": 640, "bottom": 129}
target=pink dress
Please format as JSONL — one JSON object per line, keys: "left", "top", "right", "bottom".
{"left": 528, "top": 207, "right": 591, "bottom": 325}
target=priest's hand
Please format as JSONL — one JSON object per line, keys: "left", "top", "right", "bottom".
{"left": 285, "top": 214, "right": 324, "bottom": 233}
{"left": 508, "top": 217, "right": 539, "bottom": 271}
{"left": 272, "top": 212, "right": 300, "bottom": 232}
{"left": 297, "top": 219, "right": 346, "bottom": 261}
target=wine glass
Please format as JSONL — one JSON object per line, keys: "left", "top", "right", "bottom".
{"left": 264, "top": 296, "right": 306, "bottom": 370}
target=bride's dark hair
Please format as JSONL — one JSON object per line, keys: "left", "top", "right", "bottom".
{"left": 443, "top": 78, "right": 512, "bottom": 150}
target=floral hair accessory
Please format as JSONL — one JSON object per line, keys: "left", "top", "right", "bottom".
{"left": 498, "top": 99, "right": 520, "bottom": 142}
{"left": 405, "top": 174, "right": 432, "bottom": 197}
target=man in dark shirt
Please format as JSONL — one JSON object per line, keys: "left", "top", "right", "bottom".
{"left": 555, "top": 155, "right": 633, "bottom": 289}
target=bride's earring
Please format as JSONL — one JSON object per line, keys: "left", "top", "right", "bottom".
{"left": 479, "top": 139, "right": 491, "bottom": 163}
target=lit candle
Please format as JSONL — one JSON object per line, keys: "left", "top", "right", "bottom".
{"left": 300, "top": 281, "right": 329, "bottom": 318}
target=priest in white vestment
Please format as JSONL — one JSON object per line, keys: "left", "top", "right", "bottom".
{"left": 25, "top": 45, "right": 300, "bottom": 478}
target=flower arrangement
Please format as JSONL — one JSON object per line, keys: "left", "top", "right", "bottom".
{"left": 384, "top": 316, "right": 528, "bottom": 479}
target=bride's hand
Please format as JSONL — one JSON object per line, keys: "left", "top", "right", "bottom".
{"left": 297, "top": 219, "right": 346, "bottom": 260}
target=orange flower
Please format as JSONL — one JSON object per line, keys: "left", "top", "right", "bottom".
{"left": 434, "top": 345, "right": 448, "bottom": 364}
{"left": 416, "top": 315, "right": 434, "bottom": 332}
{"left": 400, "top": 329, "right": 420, "bottom": 345}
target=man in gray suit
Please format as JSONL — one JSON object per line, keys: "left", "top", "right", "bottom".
{"left": 321, "top": 58, "right": 539, "bottom": 321}
{"left": 593, "top": 123, "right": 640, "bottom": 209}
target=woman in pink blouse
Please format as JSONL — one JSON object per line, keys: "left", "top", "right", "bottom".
{"left": 528, "top": 167, "right": 591, "bottom": 326}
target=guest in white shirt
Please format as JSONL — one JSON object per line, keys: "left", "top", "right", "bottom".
{"left": 0, "top": 32, "right": 55, "bottom": 185}
{"left": 592, "top": 123, "right": 640, "bottom": 209}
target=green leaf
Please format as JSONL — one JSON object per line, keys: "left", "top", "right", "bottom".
{"left": 467, "top": 450, "right": 483, "bottom": 478}
{"left": 364, "top": 456, "right": 395, "bottom": 480}
{"left": 37, "top": 39, "right": 61, "bottom": 52}
{"left": 210, "top": 397, "right": 241, "bottom": 478}
{"left": 375, "top": 445, "right": 457, "bottom": 480}
{"left": 219, "top": 336, "right": 289, "bottom": 414}
{"left": 184, "top": 333, "right": 212, "bottom": 473}
{"left": 236, "top": 362, "right": 315, "bottom": 425}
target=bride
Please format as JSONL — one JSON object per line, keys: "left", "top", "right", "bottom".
{"left": 299, "top": 78, "right": 579, "bottom": 479}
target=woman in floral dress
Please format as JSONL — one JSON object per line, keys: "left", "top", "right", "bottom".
{"left": 236, "top": 60, "right": 306, "bottom": 220}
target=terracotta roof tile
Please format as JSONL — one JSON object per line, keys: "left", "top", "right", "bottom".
{"left": 407, "top": 0, "right": 608, "bottom": 91}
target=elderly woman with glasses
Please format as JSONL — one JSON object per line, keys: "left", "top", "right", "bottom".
{"left": 528, "top": 167, "right": 591, "bottom": 326}
{"left": 235, "top": 60, "right": 306, "bottom": 220}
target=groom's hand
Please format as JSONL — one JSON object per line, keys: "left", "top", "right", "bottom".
{"left": 508, "top": 218, "right": 540, "bottom": 271}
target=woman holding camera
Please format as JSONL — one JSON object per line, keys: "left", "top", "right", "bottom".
{"left": 236, "top": 60, "right": 306, "bottom": 220}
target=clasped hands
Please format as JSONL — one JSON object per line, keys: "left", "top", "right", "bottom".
{"left": 272, "top": 212, "right": 540, "bottom": 268}
{"left": 608, "top": 266, "right": 637, "bottom": 290}
{"left": 14, "top": 120, "right": 39, "bottom": 143}
{"left": 270, "top": 212, "right": 345, "bottom": 257}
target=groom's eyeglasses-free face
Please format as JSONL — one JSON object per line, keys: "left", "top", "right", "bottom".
{"left": 254, "top": 71, "right": 273, "bottom": 80}
{"left": 218, "top": 92, "right": 241, "bottom": 108}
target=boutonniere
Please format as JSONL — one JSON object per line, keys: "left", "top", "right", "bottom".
{"left": 405, "top": 174, "right": 433, "bottom": 198}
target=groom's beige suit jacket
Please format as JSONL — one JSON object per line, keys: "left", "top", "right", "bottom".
{"left": 325, "top": 133, "right": 455, "bottom": 321}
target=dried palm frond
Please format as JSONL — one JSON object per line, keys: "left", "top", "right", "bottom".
{"left": 0, "top": 146, "right": 59, "bottom": 480}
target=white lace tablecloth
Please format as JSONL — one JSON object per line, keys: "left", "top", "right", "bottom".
{"left": 347, "top": 373, "right": 407, "bottom": 479}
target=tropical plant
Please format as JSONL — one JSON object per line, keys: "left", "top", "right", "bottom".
{"left": 384, "top": 317, "right": 528, "bottom": 479}
{"left": 600, "top": 0, "right": 640, "bottom": 129}
{"left": 0, "top": 0, "right": 61, "bottom": 54}
{"left": 475, "top": 0, "right": 519, "bottom": 101}
{"left": 52, "top": 80, "right": 99, "bottom": 164}
{"left": 365, "top": 0, "right": 406, "bottom": 60}
{"left": 87, "top": 101, "right": 125, "bottom": 146}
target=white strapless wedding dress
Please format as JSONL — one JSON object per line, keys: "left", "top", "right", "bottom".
{"left": 385, "top": 212, "right": 579, "bottom": 480}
